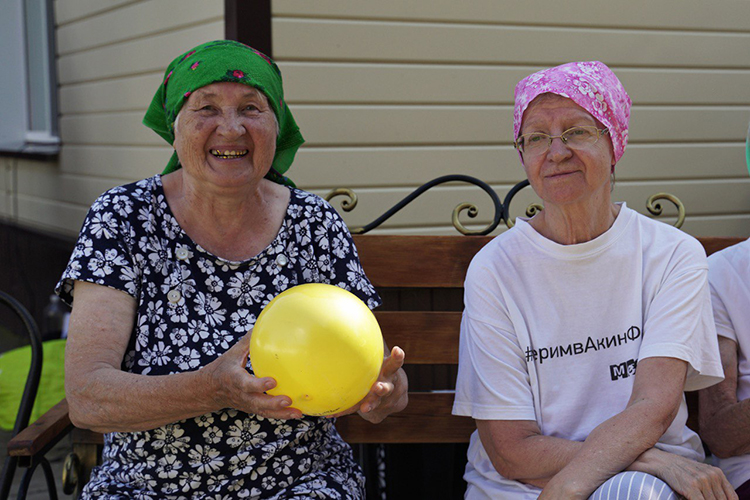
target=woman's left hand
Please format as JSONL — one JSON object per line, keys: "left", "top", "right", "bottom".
{"left": 330, "top": 346, "right": 408, "bottom": 423}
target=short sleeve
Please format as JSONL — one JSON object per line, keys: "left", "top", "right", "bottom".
{"left": 55, "top": 189, "right": 140, "bottom": 306}
{"left": 452, "top": 254, "right": 536, "bottom": 421}
{"left": 300, "top": 193, "right": 381, "bottom": 311}
{"left": 639, "top": 253, "right": 723, "bottom": 391}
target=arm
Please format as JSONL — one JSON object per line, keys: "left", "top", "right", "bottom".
{"left": 700, "top": 336, "right": 750, "bottom": 458}
{"left": 539, "top": 357, "right": 686, "bottom": 498}
{"left": 477, "top": 357, "right": 685, "bottom": 495}
{"left": 65, "top": 281, "right": 302, "bottom": 433}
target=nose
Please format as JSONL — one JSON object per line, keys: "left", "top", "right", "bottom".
{"left": 547, "top": 135, "right": 572, "bottom": 161}
{"left": 217, "top": 111, "right": 245, "bottom": 137}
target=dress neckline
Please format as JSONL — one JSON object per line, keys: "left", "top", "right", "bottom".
{"left": 154, "top": 174, "right": 294, "bottom": 267}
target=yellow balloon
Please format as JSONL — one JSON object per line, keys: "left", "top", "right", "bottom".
{"left": 249, "top": 283, "right": 384, "bottom": 416}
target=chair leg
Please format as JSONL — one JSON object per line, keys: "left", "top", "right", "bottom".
{"left": 0, "top": 456, "right": 19, "bottom": 500}
{"left": 16, "top": 457, "right": 58, "bottom": 500}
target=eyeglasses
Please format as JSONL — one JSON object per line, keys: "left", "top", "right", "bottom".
{"left": 514, "top": 126, "right": 609, "bottom": 157}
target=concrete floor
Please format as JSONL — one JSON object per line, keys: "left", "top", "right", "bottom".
{"left": 1, "top": 430, "right": 70, "bottom": 499}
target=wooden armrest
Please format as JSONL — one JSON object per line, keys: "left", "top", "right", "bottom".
{"left": 336, "top": 392, "right": 475, "bottom": 444}
{"left": 7, "top": 398, "right": 73, "bottom": 458}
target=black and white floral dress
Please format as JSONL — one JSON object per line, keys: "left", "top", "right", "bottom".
{"left": 57, "top": 175, "right": 382, "bottom": 499}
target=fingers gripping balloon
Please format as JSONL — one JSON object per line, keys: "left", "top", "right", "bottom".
{"left": 249, "top": 284, "right": 384, "bottom": 416}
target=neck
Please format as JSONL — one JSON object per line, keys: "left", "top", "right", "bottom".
{"left": 529, "top": 195, "right": 620, "bottom": 245}
{"left": 162, "top": 171, "right": 289, "bottom": 260}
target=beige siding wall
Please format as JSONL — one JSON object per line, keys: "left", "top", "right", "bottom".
{"left": 5, "top": 1, "right": 749, "bottom": 238}
{"left": 2, "top": 0, "right": 224, "bottom": 236}
{"left": 273, "top": 0, "right": 750, "bottom": 236}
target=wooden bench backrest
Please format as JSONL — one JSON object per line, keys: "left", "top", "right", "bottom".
{"left": 336, "top": 235, "right": 746, "bottom": 443}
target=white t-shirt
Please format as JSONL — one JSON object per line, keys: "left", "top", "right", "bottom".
{"left": 453, "top": 204, "right": 724, "bottom": 499}
{"left": 707, "top": 238, "right": 750, "bottom": 489}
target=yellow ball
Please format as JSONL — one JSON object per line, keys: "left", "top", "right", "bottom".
{"left": 249, "top": 283, "right": 384, "bottom": 416}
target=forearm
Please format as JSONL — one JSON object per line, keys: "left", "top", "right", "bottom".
{"left": 67, "top": 364, "right": 220, "bottom": 432}
{"left": 477, "top": 421, "right": 582, "bottom": 481}
{"left": 512, "top": 435, "right": 582, "bottom": 484}
{"left": 701, "top": 398, "right": 750, "bottom": 458}
{"left": 544, "top": 399, "right": 670, "bottom": 497}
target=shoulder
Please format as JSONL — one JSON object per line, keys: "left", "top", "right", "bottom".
{"left": 89, "top": 176, "right": 160, "bottom": 216}
{"left": 708, "top": 238, "right": 750, "bottom": 286}
{"left": 708, "top": 238, "right": 750, "bottom": 269}
{"left": 465, "top": 228, "right": 525, "bottom": 286}
{"left": 289, "top": 188, "right": 348, "bottom": 227}
{"left": 628, "top": 208, "right": 707, "bottom": 267}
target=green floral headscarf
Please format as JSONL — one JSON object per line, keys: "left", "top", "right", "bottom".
{"left": 143, "top": 40, "right": 304, "bottom": 187}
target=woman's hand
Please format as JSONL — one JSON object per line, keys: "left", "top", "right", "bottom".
{"left": 330, "top": 346, "right": 408, "bottom": 423}
{"left": 631, "top": 448, "right": 737, "bottom": 500}
{"left": 203, "top": 332, "right": 303, "bottom": 420}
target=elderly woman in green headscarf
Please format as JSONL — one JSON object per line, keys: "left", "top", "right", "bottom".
{"left": 57, "top": 40, "right": 407, "bottom": 498}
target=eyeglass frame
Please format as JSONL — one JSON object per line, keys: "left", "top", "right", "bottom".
{"left": 513, "top": 126, "right": 610, "bottom": 156}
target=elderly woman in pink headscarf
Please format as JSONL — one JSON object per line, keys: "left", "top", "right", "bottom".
{"left": 453, "top": 62, "right": 736, "bottom": 499}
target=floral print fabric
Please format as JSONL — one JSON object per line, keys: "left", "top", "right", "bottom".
{"left": 513, "top": 61, "right": 632, "bottom": 164}
{"left": 57, "top": 175, "right": 381, "bottom": 499}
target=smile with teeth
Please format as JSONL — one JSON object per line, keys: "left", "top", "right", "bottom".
{"left": 210, "top": 149, "right": 249, "bottom": 159}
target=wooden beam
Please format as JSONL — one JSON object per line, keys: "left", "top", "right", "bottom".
{"left": 224, "top": 0, "right": 272, "bottom": 57}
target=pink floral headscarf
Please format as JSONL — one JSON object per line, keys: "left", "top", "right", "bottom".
{"left": 513, "top": 61, "right": 632, "bottom": 165}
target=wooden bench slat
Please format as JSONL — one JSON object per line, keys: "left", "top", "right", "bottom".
{"left": 353, "top": 235, "right": 491, "bottom": 288}
{"left": 375, "top": 311, "right": 461, "bottom": 364}
{"left": 7, "top": 399, "right": 73, "bottom": 457}
{"left": 336, "top": 392, "right": 474, "bottom": 444}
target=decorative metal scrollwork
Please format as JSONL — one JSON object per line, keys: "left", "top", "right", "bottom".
{"left": 646, "top": 193, "right": 685, "bottom": 229}
{"left": 325, "top": 175, "right": 504, "bottom": 235}
{"left": 324, "top": 188, "right": 358, "bottom": 212}
{"left": 326, "top": 175, "right": 686, "bottom": 234}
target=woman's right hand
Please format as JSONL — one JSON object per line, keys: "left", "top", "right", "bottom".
{"left": 631, "top": 448, "right": 737, "bottom": 499}
{"left": 204, "top": 332, "right": 303, "bottom": 420}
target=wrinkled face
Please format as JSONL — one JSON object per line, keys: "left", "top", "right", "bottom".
{"left": 173, "top": 82, "right": 277, "bottom": 188}
{"left": 520, "top": 94, "right": 615, "bottom": 208}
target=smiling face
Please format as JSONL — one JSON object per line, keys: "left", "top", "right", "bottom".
{"left": 520, "top": 94, "right": 615, "bottom": 209}
{"left": 173, "top": 82, "right": 278, "bottom": 189}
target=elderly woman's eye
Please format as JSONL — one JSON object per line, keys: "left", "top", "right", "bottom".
{"left": 527, "top": 134, "right": 544, "bottom": 143}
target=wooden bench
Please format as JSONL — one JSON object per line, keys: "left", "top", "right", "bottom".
{"left": 6, "top": 234, "right": 745, "bottom": 498}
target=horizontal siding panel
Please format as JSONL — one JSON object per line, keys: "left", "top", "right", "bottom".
{"left": 16, "top": 164, "right": 125, "bottom": 208}
{"left": 57, "top": 21, "right": 224, "bottom": 85}
{"left": 60, "top": 107, "right": 750, "bottom": 147}
{"left": 294, "top": 106, "right": 748, "bottom": 146}
{"left": 63, "top": 64, "right": 750, "bottom": 113}
{"left": 60, "top": 146, "right": 172, "bottom": 181}
{"left": 292, "top": 143, "right": 747, "bottom": 189}
{"left": 59, "top": 73, "right": 162, "bottom": 114}
{"left": 55, "top": 0, "right": 138, "bottom": 26}
{"left": 281, "top": 63, "right": 750, "bottom": 105}
{"left": 16, "top": 195, "right": 89, "bottom": 237}
{"left": 56, "top": 0, "right": 223, "bottom": 55}
{"left": 313, "top": 179, "right": 750, "bottom": 230}
{"left": 681, "top": 215, "right": 750, "bottom": 238}
{"left": 273, "top": 1, "right": 750, "bottom": 32}
{"left": 273, "top": 19, "right": 750, "bottom": 69}
{"left": 61, "top": 112, "right": 164, "bottom": 145}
